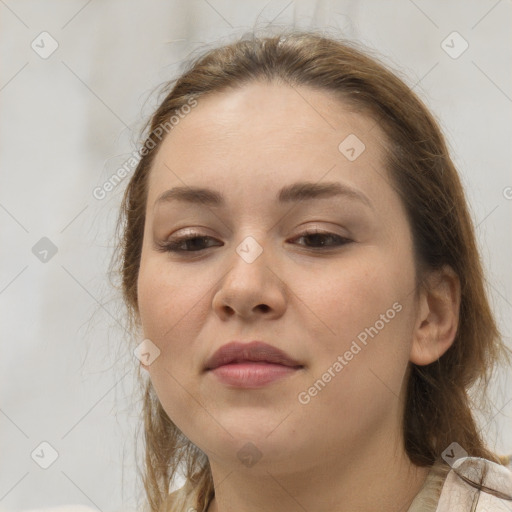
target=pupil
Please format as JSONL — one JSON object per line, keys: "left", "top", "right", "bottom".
{"left": 309, "top": 234, "right": 326, "bottom": 246}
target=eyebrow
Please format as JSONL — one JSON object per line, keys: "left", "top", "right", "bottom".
{"left": 154, "top": 181, "right": 373, "bottom": 210}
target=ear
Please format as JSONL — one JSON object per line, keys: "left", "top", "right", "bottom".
{"left": 410, "top": 265, "right": 461, "bottom": 366}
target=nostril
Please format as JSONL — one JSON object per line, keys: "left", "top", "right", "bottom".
{"left": 223, "top": 305, "right": 235, "bottom": 315}
{"left": 257, "top": 304, "right": 270, "bottom": 313}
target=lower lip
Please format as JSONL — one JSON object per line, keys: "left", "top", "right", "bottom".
{"left": 209, "top": 362, "right": 301, "bottom": 388}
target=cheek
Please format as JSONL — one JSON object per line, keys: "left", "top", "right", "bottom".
{"left": 137, "top": 257, "right": 208, "bottom": 369}
{"left": 137, "top": 258, "right": 213, "bottom": 437}
{"left": 299, "top": 246, "right": 416, "bottom": 388}
{"left": 290, "top": 257, "right": 416, "bottom": 438}
{"left": 138, "top": 245, "right": 207, "bottom": 324}
{"left": 302, "top": 247, "right": 412, "bottom": 335}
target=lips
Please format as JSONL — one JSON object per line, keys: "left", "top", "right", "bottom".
{"left": 204, "top": 341, "right": 303, "bottom": 388}
{"left": 204, "top": 341, "right": 302, "bottom": 371}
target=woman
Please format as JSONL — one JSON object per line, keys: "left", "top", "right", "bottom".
{"left": 115, "top": 31, "right": 512, "bottom": 511}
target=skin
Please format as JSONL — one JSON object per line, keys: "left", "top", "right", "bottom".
{"left": 137, "top": 82, "right": 460, "bottom": 512}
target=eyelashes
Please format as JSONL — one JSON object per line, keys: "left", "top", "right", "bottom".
{"left": 157, "top": 235, "right": 221, "bottom": 253}
{"left": 155, "top": 229, "right": 352, "bottom": 255}
{"left": 293, "top": 231, "right": 351, "bottom": 249}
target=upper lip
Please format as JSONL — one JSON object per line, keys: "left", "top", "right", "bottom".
{"left": 204, "top": 341, "right": 302, "bottom": 370}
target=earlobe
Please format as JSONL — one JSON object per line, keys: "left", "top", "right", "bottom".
{"left": 410, "top": 265, "right": 461, "bottom": 366}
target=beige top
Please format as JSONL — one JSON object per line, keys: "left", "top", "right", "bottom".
{"left": 407, "top": 459, "right": 451, "bottom": 511}
{"left": 167, "top": 457, "right": 512, "bottom": 512}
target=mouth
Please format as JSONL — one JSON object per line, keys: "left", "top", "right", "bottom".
{"left": 204, "top": 341, "right": 303, "bottom": 388}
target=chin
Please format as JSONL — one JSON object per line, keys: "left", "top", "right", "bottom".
{"left": 191, "top": 414, "right": 297, "bottom": 455}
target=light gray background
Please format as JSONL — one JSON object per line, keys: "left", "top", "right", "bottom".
{"left": 1, "top": 1, "right": 511, "bottom": 511}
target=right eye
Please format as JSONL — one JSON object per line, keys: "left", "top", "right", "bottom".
{"left": 156, "top": 233, "right": 223, "bottom": 254}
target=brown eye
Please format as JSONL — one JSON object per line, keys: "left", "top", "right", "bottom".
{"left": 157, "top": 234, "right": 223, "bottom": 253}
{"left": 291, "top": 230, "right": 351, "bottom": 249}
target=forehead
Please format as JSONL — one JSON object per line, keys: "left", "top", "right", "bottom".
{"left": 146, "top": 81, "right": 390, "bottom": 207}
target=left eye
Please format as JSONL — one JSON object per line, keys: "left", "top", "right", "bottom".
{"left": 290, "top": 230, "right": 351, "bottom": 249}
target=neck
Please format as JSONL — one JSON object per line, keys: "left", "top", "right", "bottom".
{"left": 205, "top": 425, "right": 429, "bottom": 512}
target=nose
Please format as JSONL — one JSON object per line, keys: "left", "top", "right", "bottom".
{"left": 212, "top": 239, "right": 287, "bottom": 322}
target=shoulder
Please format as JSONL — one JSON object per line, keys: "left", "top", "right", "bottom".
{"left": 436, "top": 456, "right": 512, "bottom": 511}
{"left": 407, "top": 456, "right": 512, "bottom": 512}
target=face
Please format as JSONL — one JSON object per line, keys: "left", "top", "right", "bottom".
{"left": 137, "top": 82, "right": 420, "bottom": 474}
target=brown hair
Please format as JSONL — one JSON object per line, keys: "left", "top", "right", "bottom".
{"left": 112, "top": 30, "right": 511, "bottom": 512}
